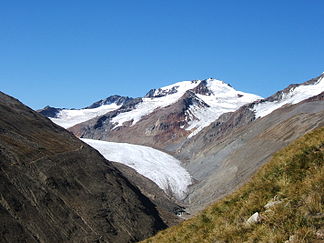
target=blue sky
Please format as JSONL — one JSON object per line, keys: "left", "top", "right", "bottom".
{"left": 1, "top": 0, "right": 323, "bottom": 109}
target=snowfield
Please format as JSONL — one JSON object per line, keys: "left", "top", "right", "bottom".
{"left": 81, "top": 138, "right": 192, "bottom": 200}
{"left": 253, "top": 76, "right": 324, "bottom": 118}
{"left": 110, "top": 78, "right": 261, "bottom": 137}
{"left": 110, "top": 80, "right": 201, "bottom": 129}
{"left": 186, "top": 79, "right": 261, "bottom": 138}
{"left": 50, "top": 103, "right": 121, "bottom": 128}
{"left": 48, "top": 79, "right": 261, "bottom": 138}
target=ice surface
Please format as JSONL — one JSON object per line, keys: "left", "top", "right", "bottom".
{"left": 50, "top": 103, "right": 121, "bottom": 128}
{"left": 81, "top": 138, "right": 192, "bottom": 200}
{"left": 253, "top": 76, "right": 324, "bottom": 118}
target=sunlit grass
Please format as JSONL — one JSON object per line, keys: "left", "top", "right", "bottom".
{"left": 143, "top": 127, "right": 324, "bottom": 243}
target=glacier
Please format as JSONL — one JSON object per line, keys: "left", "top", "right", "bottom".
{"left": 81, "top": 138, "right": 192, "bottom": 200}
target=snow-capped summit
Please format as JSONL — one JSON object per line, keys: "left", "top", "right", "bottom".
{"left": 61, "top": 78, "right": 261, "bottom": 154}
{"left": 109, "top": 79, "right": 261, "bottom": 133}
{"left": 184, "top": 79, "right": 262, "bottom": 137}
{"left": 145, "top": 80, "right": 200, "bottom": 98}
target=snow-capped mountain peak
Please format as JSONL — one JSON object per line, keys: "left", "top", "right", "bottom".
{"left": 184, "top": 79, "right": 262, "bottom": 137}
{"left": 145, "top": 80, "right": 200, "bottom": 98}
{"left": 110, "top": 79, "right": 261, "bottom": 133}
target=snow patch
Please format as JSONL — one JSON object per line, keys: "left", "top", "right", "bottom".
{"left": 81, "top": 138, "right": 192, "bottom": 200}
{"left": 253, "top": 76, "right": 324, "bottom": 118}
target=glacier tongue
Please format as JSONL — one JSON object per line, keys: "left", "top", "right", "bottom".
{"left": 81, "top": 138, "right": 192, "bottom": 200}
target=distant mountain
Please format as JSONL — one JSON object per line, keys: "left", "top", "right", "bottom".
{"left": 37, "top": 105, "right": 62, "bottom": 118}
{"left": 38, "top": 74, "right": 324, "bottom": 215}
{"left": 252, "top": 73, "right": 324, "bottom": 118}
{"left": 0, "top": 91, "right": 167, "bottom": 242}
{"left": 177, "top": 74, "right": 324, "bottom": 213}
{"left": 38, "top": 95, "right": 134, "bottom": 129}
{"left": 67, "top": 78, "right": 261, "bottom": 151}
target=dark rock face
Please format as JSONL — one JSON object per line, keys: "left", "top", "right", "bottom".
{"left": 0, "top": 92, "right": 166, "bottom": 242}
{"left": 190, "top": 80, "right": 213, "bottom": 96}
{"left": 37, "top": 106, "right": 62, "bottom": 118}
{"left": 86, "top": 95, "right": 133, "bottom": 109}
{"left": 145, "top": 87, "right": 179, "bottom": 98}
{"left": 144, "top": 88, "right": 157, "bottom": 98}
{"left": 112, "top": 162, "right": 184, "bottom": 227}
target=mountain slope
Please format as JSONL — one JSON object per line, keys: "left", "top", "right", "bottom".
{"left": 253, "top": 73, "right": 324, "bottom": 118}
{"left": 179, "top": 73, "right": 324, "bottom": 161}
{"left": 143, "top": 127, "right": 324, "bottom": 243}
{"left": 180, "top": 91, "right": 324, "bottom": 213}
{"left": 111, "top": 162, "right": 184, "bottom": 227}
{"left": 0, "top": 91, "right": 166, "bottom": 242}
{"left": 165, "top": 74, "right": 324, "bottom": 212}
{"left": 68, "top": 78, "right": 261, "bottom": 151}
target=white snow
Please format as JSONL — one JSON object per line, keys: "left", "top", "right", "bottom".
{"left": 81, "top": 138, "right": 192, "bottom": 200}
{"left": 110, "top": 80, "right": 201, "bottom": 128}
{"left": 253, "top": 76, "right": 324, "bottom": 118}
{"left": 185, "top": 79, "right": 261, "bottom": 138}
{"left": 50, "top": 103, "right": 121, "bottom": 128}
{"left": 110, "top": 79, "right": 261, "bottom": 138}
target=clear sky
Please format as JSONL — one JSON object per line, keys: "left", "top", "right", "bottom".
{"left": 1, "top": 0, "right": 323, "bottom": 109}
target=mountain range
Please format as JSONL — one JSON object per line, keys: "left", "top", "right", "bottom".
{"left": 1, "top": 73, "right": 323, "bottom": 242}
{"left": 39, "top": 74, "right": 324, "bottom": 211}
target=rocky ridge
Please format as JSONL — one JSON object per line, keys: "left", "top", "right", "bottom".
{"left": 68, "top": 78, "right": 260, "bottom": 152}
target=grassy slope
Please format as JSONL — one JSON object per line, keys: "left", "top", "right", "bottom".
{"left": 143, "top": 127, "right": 324, "bottom": 243}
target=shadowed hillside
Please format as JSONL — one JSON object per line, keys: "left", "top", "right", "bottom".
{"left": 0, "top": 91, "right": 166, "bottom": 242}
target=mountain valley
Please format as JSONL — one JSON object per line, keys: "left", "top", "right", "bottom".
{"left": 1, "top": 73, "right": 323, "bottom": 242}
